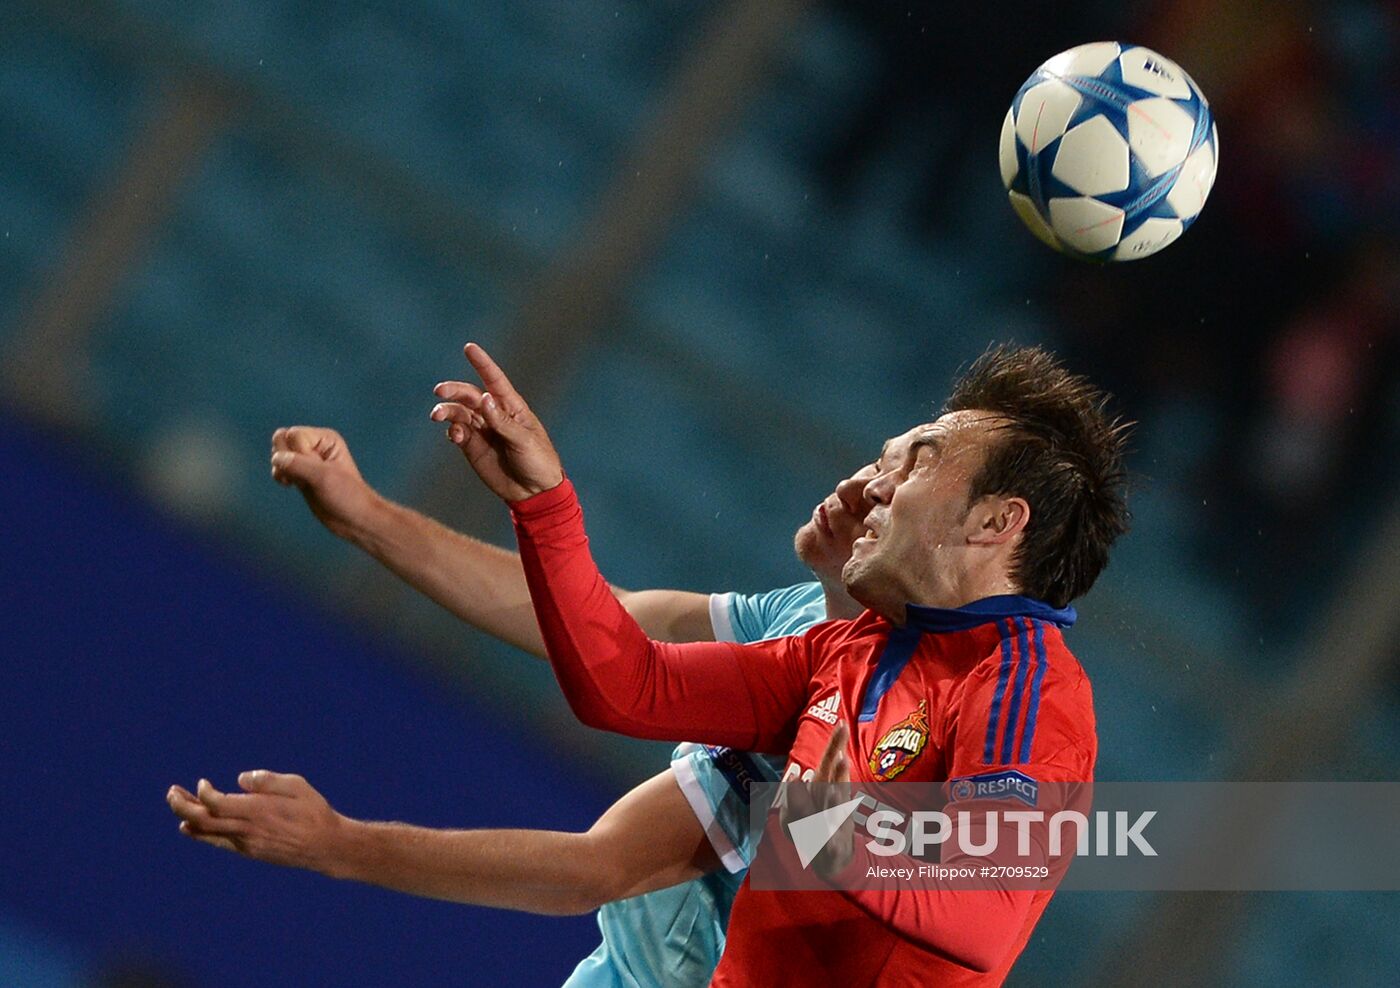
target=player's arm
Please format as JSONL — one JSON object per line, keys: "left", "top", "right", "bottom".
{"left": 611, "top": 588, "right": 717, "bottom": 644}
{"left": 166, "top": 768, "right": 720, "bottom": 916}
{"left": 268, "top": 426, "right": 714, "bottom": 656}
{"left": 430, "top": 344, "right": 812, "bottom": 751}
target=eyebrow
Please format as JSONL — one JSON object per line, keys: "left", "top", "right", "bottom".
{"left": 910, "top": 433, "right": 943, "bottom": 455}
{"left": 874, "top": 432, "right": 941, "bottom": 471}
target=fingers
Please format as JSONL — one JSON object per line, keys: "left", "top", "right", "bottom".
{"left": 430, "top": 401, "right": 493, "bottom": 457}
{"left": 432, "top": 380, "right": 484, "bottom": 406}
{"left": 832, "top": 747, "right": 850, "bottom": 785}
{"left": 429, "top": 401, "right": 484, "bottom": 429}
{"left": 816, "top": 721, "right": 849, "bottom": 784}
{"left": 476, "top": 391, "right": 520, "bottom": 441}
{"left": 430, "top": 396, "right": 529, "bottom": 452}
{"left": 179, "top": 820, "right": 240, "bottom": 852}
{"left": 463, "top": 343, "right": 525, "bottom": 410}
{"left": 431, "top": 383, "right": 490, "bottom": 438}
{"left": 238, "top": 769, "right": 306, "bottom": 797}
{"left": 270, "top": 450, "right": 329, "bottom": 487}
{"left": 194, "top": 777, "right": 259, "bottom": 819}
{"left": 278, "top": 427, "right": 319, "bottom": 454}
{"left": 270, "top": 427, "right": 343, "bottom": 486}
{"left": 433, "top": 347, "right": 531, "bottom": 443}
{"left": 195, "top": 776, "right": 228, "bottom": 806}
{"left": 167, "top": 788, "right": 247, "bottom": 836}
{"left": 272, "top": 426, "right": 340, "bottom": 456}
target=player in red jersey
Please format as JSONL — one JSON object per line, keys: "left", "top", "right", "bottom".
{"left": 430, "top": 342, "right": 1130, "bottom": 985}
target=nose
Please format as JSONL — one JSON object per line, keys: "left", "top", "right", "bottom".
{"left": 835, "top": 472, "right": 867, "bottom": 512}
{"left": 863, "top": 470, "right": 895, "bottom": 507}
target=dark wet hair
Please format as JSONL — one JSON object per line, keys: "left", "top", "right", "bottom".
{"left": 945, "top": 344, "right": 1132, "bottom": 607}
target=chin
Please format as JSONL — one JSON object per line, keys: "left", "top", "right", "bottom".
{"left": 793, "top": 525, "right": 819, "bottom": 568}
{"left": 841, "top": 556, "right": 869, "bottom": 596}
{"left": 842, "top": 555, "right": 890, "bottom": 614}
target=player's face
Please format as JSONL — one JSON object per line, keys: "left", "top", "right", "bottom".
{"left": 792, "top": 461, "right": 880, "bottom": 583}
{"left": 842, "top": 411, "right": 1005, "bottom": 615}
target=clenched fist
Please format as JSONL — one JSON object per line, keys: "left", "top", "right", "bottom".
{"left": 269, "top": 426, "right": 378, "bottom": 541}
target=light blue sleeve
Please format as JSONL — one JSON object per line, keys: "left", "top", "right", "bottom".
{"left": 676, "top": 583, "right": 830, "bottom": 872}
{"left": 566, "top": 587, "right": 835, "bottom": 987}
{"left": 671, "top": 742, "right": 784, "bottom": 873}
{"left": 709, "top": 581, "right": 826, "bottom": 644}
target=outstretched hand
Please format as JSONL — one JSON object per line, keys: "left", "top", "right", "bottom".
{"left": 166, "top": 771, "right": 347, "bottom": 876}
{"left": 431, "top": 343, "right": 564, "bottom": 502}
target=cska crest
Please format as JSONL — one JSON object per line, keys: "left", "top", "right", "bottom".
{"left": 869, "top": 700, "right": 930, "bottom": 781}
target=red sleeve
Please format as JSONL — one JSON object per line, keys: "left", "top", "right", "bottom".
{"left": 836, "top": 628, "right": 1096, "bottom": 973}
{"left": 510, "top": 479, "right": 815, "bottom": 753}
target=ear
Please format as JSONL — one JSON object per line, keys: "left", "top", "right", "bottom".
{"left": 965, "top": 495, "right": 1030, "bottom": 546}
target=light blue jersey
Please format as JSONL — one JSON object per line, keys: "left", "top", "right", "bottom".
{"left": 562, "top": 583, "right": 828, "bottom": 988}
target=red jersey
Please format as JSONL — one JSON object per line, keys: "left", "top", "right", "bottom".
{"left": 513, "top": 481, "right": 1096, "bottom": 986}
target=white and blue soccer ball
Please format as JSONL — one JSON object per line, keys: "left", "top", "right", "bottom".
{"left": 999, "top": 42, "right": 1218, "bottom": 262}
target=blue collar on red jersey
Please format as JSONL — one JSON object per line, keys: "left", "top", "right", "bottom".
{"left": 903, "top": 594, "right": 1076, "bottom": 633}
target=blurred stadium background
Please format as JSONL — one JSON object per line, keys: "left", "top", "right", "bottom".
{"left": 2, "top": 0, "right": 1398, "bottom": 984}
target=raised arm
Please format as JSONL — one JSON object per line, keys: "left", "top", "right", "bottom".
{"left": 268, "top": 426, "right": 715, "bottom": 655}
{"left": 429, "top": 344, "right": 813, "bottom": 751}
{"left": 167, "top": 768, "right": 719, "bottom": 916}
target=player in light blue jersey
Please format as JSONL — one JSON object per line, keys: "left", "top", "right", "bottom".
{"left": 570, "top": 582, "right": 837, "bottom": 988}
{"left": 170, "top": 426, "right": 875, "bottom": 987}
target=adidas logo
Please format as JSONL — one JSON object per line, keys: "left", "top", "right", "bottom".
{"left": 805, "top": 692, "right": 841, "bottom": 725}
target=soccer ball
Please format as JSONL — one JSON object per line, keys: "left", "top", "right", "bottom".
{"left": 999, "top": 42, "right": 1218, "bottom": 262}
